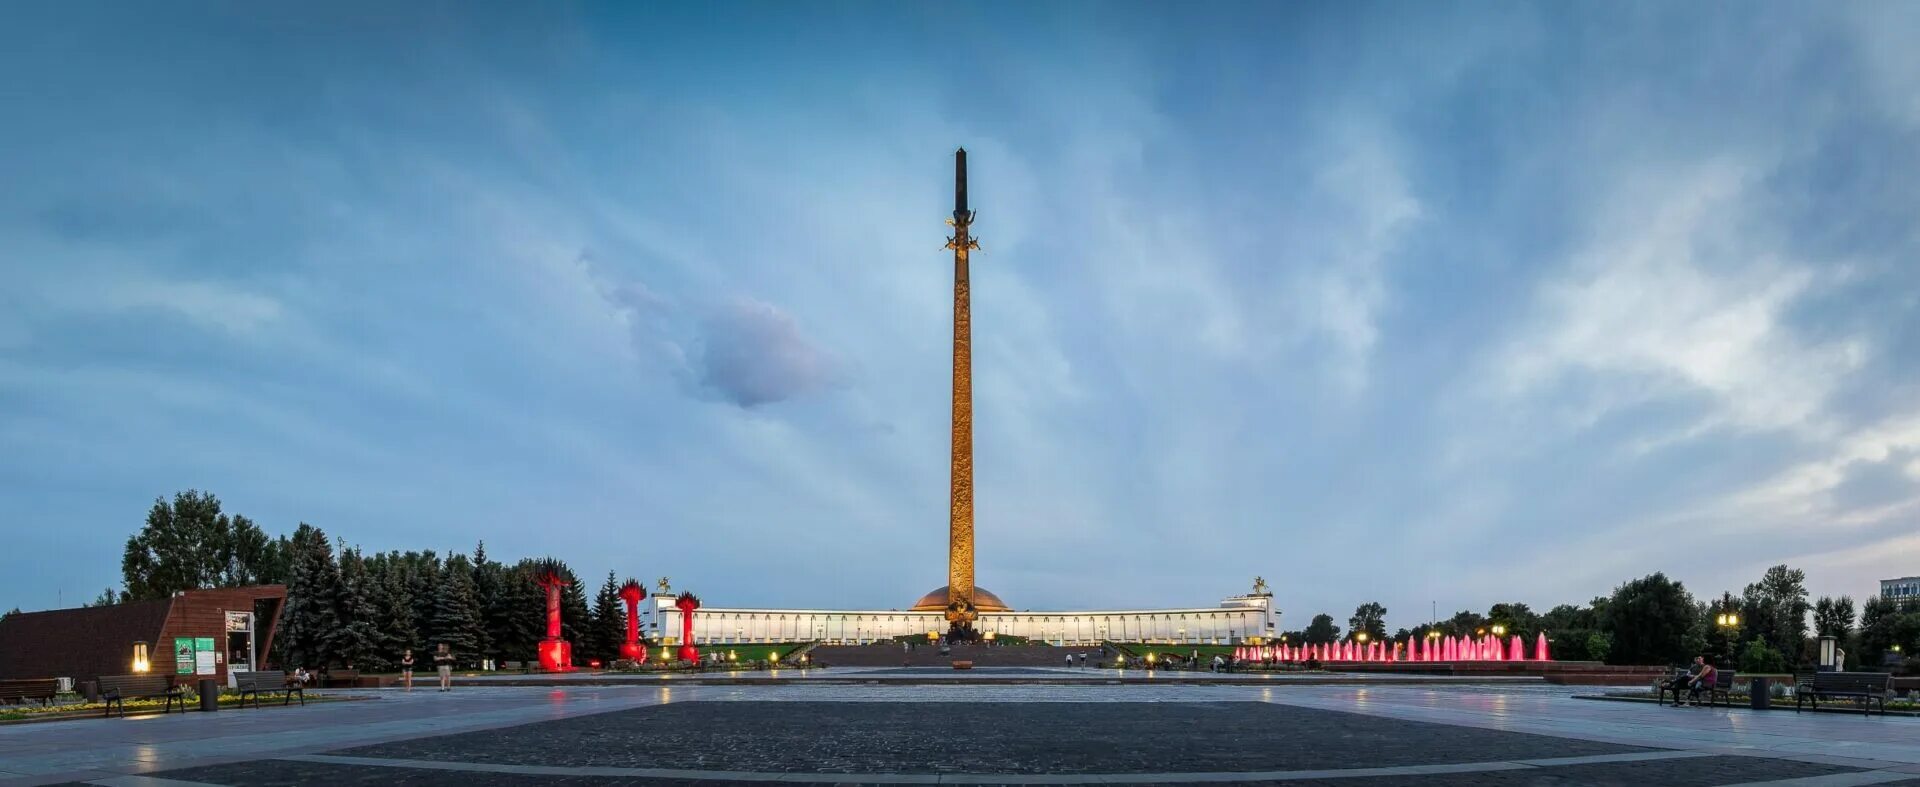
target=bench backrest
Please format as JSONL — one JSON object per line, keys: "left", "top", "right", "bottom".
{"left": 1810, "top": 671, "right": 1892, "bottom": 692}
{"left": 98, "top": 674, "right": 173, "bottom": 696}
{"left": 1714, "top": 670, "right": 1736, "bottom": 689}
{"left": 0, "top": 678, "right": 59, "bottom": 696}
{"left": 233, "top": 671, "right": 286, "bottom": 690}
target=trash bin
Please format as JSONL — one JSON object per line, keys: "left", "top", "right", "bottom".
{"left": 1749, "top": 676, "right": 1770, "bottom": 710}
{"left": 198, "top": 679, "right": 219, "bottom": 712}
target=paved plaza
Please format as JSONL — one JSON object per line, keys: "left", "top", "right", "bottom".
{"left": 4, "top": 668, "right": 1920, "bottom": 786}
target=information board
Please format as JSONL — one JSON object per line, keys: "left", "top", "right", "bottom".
{"left": 194, "top": 637, "right": 216, "bottom": 675}
{"left": 174, "top": 637, "right": 220, "bottom": 675}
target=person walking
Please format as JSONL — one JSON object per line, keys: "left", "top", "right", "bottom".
{"left": 400, "top": 649, "right": 416, "bottom": 692}
{"left": 434, "top": 643, "right": 454, "bottom": 692}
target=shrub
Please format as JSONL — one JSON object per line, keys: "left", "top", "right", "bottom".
{"left": 1738, "top": 639, "right": 1789, "bottom": 673}
{"left": 1585, "top": 632, "right": 1612, "bottom": 663}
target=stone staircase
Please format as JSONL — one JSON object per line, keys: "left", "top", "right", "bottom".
{"left": 809, "top": 642, "right": 1076, "bottom": 668}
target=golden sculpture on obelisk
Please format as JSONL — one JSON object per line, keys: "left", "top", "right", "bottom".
{"left": 911, "top": 148, "right": 1008, "bottom": 636}
{"left": 945, "top": 147, "right": 981, "bottom": 635}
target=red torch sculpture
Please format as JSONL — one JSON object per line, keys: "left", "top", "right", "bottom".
{"left": 674, "top": 592, "right": 701, "bottom": 662}
{"left": 618, "top": 579, "right": 647, "bottom": 663}
{"left": 533, "top": 560, "right": 575, "bottom": 672}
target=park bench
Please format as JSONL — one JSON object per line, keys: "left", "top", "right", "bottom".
{"left": 1651, "top": 671, "right": 1728, "bottom": 706}
{"left": 97, "top": 674, "right": 181, "bottom": 718}
{"left": 320, "top": 668, "right": 360, "bottom": 688}
{"left": 1795, "top": 671, "right": 1892, "bottom": 716}
{"left": 233, "top": 671, "right": 304, "bottom": 708}
{"left": 1660, "top": 670, "right": 1735, "bottom": 707}
{"left": 0, "top": 678, "right": 60, "bottom": 706}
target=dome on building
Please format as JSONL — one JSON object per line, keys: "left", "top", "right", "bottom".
{"left": 910, "top": 586, "right": 1011, "bottom": 612}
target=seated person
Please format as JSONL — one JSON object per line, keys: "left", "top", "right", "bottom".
{"left": 1662, "top": 659, "right": 1701, "bottom": 705}
{"left": 1688, "top": 657, "right": 1718, "bottom": 705}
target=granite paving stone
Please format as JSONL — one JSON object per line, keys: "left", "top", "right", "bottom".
{"left": 327, "top": 701, "right": 1647, "bottom": 774}
{"left": 152, "top": 755, "right": 1867, "bottom": 787}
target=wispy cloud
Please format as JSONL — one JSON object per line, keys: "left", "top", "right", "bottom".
{"left": 1, "top": 3, "right": 1917, "bottom": 622}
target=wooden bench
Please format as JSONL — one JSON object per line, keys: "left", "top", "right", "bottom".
{"left": 1658, "top": 669, "right": 1731, "bottom": 707}
{"left": 97, "top": 674, "right": 181, "bottom": 718}
{"left": 1795, "top": 671, "right": 1892, "bottom": 716}
{"left": 0, "top": 678, "right": 60, "bottom": 706}
{"left": 233, "top": 671, "right": 304, "bottom": 708}
{"left": 320, "top": 668, "right": 360, "bottom": 688}
{"left": 1660, "top": 670, "right": 1735, "bottom": 707}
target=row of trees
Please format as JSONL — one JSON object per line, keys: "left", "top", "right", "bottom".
{"left": 1286, "top": 565, "right": 1920, "bottom": 670}
{"left": 110, "top": 491, "right": 644, "bottom": 670}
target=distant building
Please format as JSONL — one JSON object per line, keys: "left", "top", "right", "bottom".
{"left": 1882, "top": 577, "right": 1920, "bottom": 602}
{"left": 0, "top": 586, "right": 284, "bottom": 686}
{"left": 644, "top": 592, "right": 1279, "bottom": 648}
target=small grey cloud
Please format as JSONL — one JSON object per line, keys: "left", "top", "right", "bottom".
{"left": 694, "top": 297, "right": 840, "bottom": 408}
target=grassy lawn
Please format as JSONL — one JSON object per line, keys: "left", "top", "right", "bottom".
{"left": 691, "top": 642, "right": 813, "bottom": 661}
{"left": 1109, "top": 643, "right": 1243, "bottom": 660}
{"left": 0, "top": 692, "right": 359, "bottom": 722}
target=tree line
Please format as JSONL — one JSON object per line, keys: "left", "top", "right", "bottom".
{"left": 1285, "top": 565, "right": 1920, "bottom": 670}
{"left": 109, "top": 490, "right": 640, "bottom": 670}
{"left": 44, "top": 490, "right": 1920, "bottom": 672}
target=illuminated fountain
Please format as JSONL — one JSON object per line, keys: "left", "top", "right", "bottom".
{"left": 675, "top": 592, "right": 702, "bottom": 662}
{"left": 618, "top": 579, "right": 648, "bottom": 663}
{"left": 532, "top": 559, "right": 575, "bottom": 672}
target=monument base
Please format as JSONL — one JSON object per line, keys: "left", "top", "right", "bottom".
{"left": 539, "top": 638, "right": 575, "bottom": 672}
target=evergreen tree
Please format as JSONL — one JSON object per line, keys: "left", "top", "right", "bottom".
{"left": 279, "top": 523, "right": 343, "bottom": 669}
{"left": 469, "top": 542, "right": 498, "bottom": 662}
{"left": 498, "top": 560, "right": 548, "bottom": 665}
{"left": 367, "top": 552, "right": 417, "bottom": 665}
{"left": 430, "top": 554, "right": 485, "bottom": 666}
{"left": 332, "top": 546, "right": 384, "bottom": 670}
{"left": 590, "top": 571, "right": 627, "bottom": 662}
{"left": 559, "top": 564, "right": 591, "bottom": 646}
{"left": 406, "top": 551, "right": 440, "bottom": 650}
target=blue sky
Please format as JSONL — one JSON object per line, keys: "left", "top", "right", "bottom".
{"left": 3, "top": 3, "right": 1917, "bottom": 630}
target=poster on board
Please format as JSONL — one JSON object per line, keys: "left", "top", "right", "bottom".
{"left": 174, "top": 638, "right": 195, "bottom": 674}
{"left": 194, "top": 637, "right": 217, "bottom": 675}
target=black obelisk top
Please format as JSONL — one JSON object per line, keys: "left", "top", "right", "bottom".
{"left": 954, "top": 147, "right": 969, "bottom": 218}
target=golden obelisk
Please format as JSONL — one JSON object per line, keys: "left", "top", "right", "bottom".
{"left": 944, "top": 148, "right": 981, "bottom": 636}
{"left": 912, "top": 149, "right": 1007, "bottom": 635}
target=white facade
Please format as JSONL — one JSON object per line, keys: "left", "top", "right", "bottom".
{"left": 646, "top": 594, "right": 1277, "bottom": 647}
{"left": 1882, "top": 576, "right": 1920, "bottom": 602}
